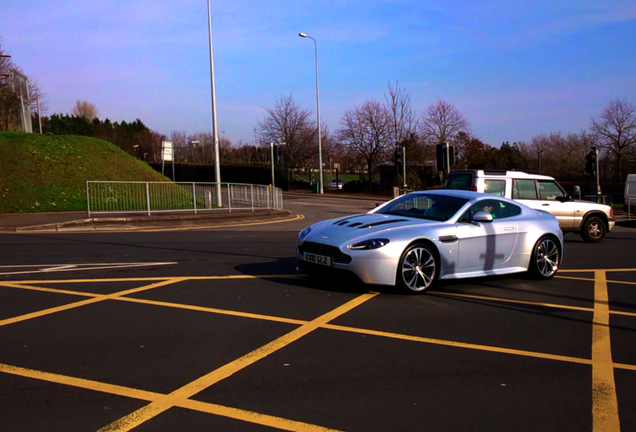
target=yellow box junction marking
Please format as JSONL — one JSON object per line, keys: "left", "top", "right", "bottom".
{"left": 592, "top": 271, "right": 620, "bottom": 432}
{"left": 0, "top": 362, "right": 339, "bottom": 432}
{"left": 0, "top": 268, "right": 635, "bottom": 430}
{"left": 98, "top": 293, "right": 377, "bottom": 431}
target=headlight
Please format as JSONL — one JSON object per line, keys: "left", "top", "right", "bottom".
{"left": 298, "top": 226, "right": 312, "bottom": 240}
{"left": 348, "top": 238, "right": 390, "bottom": 250}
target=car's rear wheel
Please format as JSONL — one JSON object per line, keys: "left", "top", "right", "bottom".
{"left": 397, "top": 243, "right": 438, "bottom": 294}
{"left": 581, "top": 216, "right": 605, "bottom": 243}
{"left": 528, "top": 236, "right": 560, "bottom": 279}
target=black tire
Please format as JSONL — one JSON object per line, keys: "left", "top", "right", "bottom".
{"left": 528, "top": 236, "right": 561, "bottom": 280}
{"left": 580, "top": 216, "right": 605, "bottom": 243}
{"left": 396, "top": 243, "right": 439, "bottom": 294}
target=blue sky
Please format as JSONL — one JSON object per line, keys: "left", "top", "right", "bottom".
{"left": 2, "top": 0, "right": 635, "bottom": 147}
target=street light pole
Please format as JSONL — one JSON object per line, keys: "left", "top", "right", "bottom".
{"left": 207, "top": 0, "right": 222, "bottom": 206}
{"left": 299, "top": 32, "right": 323, "bottom": 195}
{"left": 270, "top": 142, "right": 275, "bottom": 188}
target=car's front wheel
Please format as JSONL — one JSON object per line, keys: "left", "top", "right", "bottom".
{"left": 581, "top": 216, "right": 605, "bottom": 243}
{"left": 397, "top": 243, "right": 438, "bottom": 294}
{"left": 528, "top": 236, "right": 561, "bottom": 279}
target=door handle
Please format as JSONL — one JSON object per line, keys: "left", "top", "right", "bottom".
{"left": 504, "top": 227, "right": 515, "bottom": 231}
{"left": 542, "top": 203, "right": 550, "bottom": 206}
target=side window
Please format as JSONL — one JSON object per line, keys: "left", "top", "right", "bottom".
{"left": 446, "top": 173, "right": 473, "bottom": 190}
{"left": 469, "top": 199, "right": 510, "bottom": 220}
{"left": 484, "top": 180, "right": 506, "bottom": 196}
{"left": 537, "top": 181, "right": 565, "bottom": 200}
{"left": 509, "top": 203, "right": 522, "bottom": 216}
{"left": 513, "top": 179, "right": 537, "bottom": 199}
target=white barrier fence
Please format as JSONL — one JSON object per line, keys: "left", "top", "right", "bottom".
{"left": 86, "top": 181, "right": 283, "bottom": 217}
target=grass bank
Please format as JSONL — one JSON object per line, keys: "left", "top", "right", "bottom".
{"left": 0, "top": 132, "right": 168, "bottom": 213}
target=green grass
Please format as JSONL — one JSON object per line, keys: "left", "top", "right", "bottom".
{"left": 0, "top": 132, "right": 170, "bottom": 213}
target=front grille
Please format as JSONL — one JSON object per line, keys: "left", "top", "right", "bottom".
{"left": 298, "top": 241, "right": 352, "bottom": 264}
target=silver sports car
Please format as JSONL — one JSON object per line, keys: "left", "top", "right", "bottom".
{"left": 297, "top": 190, "right": 563, "bottom": 293}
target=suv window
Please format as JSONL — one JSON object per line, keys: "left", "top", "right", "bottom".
{"left": 446, "top": 173, "right": 473, "bottom": 190}
{"left": 484, "top": 180, "right": 505, "bottom": 196}
{"left": 513, "top": 179, "right": 537, "bottom": 199}
{"left": 537, "top": 180, "right": 566, "bottom": 200}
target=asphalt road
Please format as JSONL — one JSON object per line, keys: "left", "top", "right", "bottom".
{"left": 0, "top": 194, "right": 635, "bottom": 432}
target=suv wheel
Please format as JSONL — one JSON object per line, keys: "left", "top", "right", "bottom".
{"left": 581, "top": 216, "right": 605, "bottom": 243}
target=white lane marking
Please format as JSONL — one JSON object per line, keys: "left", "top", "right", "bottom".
{"left": 0, "top": 262, "right": 177, "bottom": 276}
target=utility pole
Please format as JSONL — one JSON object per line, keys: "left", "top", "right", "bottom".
{"left": 270, "top": 142, "right": 275, "bottom": 188}
{"left": 595, "top": 146, "right": 601, "bottom": 196}
{"left": 402, "top": 146, "right": 407, "bottom": 189}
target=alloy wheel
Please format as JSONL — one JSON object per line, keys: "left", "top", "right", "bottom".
{"left": 535, "top": 238, "right": 559, "bottom": 277}
{"left": 401, "top": 246, "right": 436, "bottom": 292}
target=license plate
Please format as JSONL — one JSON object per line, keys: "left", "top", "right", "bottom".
{"left": 303, "top": 252, "right": 331, "bottom": 266}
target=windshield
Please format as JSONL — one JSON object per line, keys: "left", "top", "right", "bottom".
{"left": 376, "top": 193, "right": 469, "bottom": 222}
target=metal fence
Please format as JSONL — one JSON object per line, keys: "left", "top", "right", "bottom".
{"left": 583, "top": 194, "right": 613, "bottom": 208}
{"left": 86, "top": 181, "right": 283, "bottom": 217}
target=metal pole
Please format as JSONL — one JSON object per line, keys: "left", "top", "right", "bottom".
{"left": 227, "top": 184, "right": 232, "bottom": 213}
{"left": 270, "top": 142, "right": 275, "bottom": 188}
{"left": 596, "top": 147, "right": 601, "bottom": 196}
{"left": 145, "top": 182, "right": 151, "bottom": 216}
{"left": 300, "top": 34, "right": 323, "bottom": 194}
{"left": 251, "top": 184, "right": 254, "bottom": 212}
{"left": 86, "top": 181, "right": 91, "bottom": 218}
{"left": 402, "top": 146, "right": 406, "bottom": 188}
{"left": 313, "top": 37, "right": 324, "bottom": 195}
{"left": 37, "top": 98, "right": 42, "bottom": 134}
{"left": 207, "top": 0, "right": 222, "bottom": 206}
{"left": 192, "top": 183, "right": 197, "bottom": 214}
{"left": 445, "top": 142, "right": 450, "bottom": 180}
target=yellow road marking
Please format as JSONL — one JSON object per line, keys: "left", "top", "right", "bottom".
{"left": 555, "top": 275, "right": 596, "bottom": 282}
{"left": 0, "top": 362, "right": 161, "bottom": 401}
{"left": 560, "top": 268, "right": 636, "bottom": 273}
{"left": 0, "top": 279, "right": 185, "bottom": 327}
{"left": 99, "top": 292, "right": 378, "bottom": 431}
{"left": 433, "top": 291, "right": 595, "bottom": 313}
{"left": 70, "top": 214, "right": 306, "bottom": 234}
{"left": 591, "top": 271, "right": 620, "bottom": 432}
{"left": 0, "top": 274, "right": 302, "bottom": 285}
{"left": 0, "top": 363, "right": 339, "bottom": 432}
{"left": 323, "top": 324, "right": 592, "bottom": 365}
{"left": 180, "top": 399, "right": 340, "bottom": 432}
{"left": 118, "top": 296, "right": 307, "bottom": 325}
{"left": 615, "top": 363, "right": 636, "bottom": 371}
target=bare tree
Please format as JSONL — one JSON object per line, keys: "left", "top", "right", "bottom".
{"left": 256, "top": 94, "right": 317, "bottom": 168}
{"left": 338, "top": 100, "right": 392, "bottom": 186}
{"left": 591, "top": 99, "right": 636, "bottom": 181}
{"left": 384, "top": 81, "right": 418, "bottom": 151}
{"left": 72, "top": 100, "right": 99, "bottom": 120}
{"left": 419, "top": 100, "right": 470, "bottom": 146}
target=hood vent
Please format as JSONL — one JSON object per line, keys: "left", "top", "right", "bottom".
{"left": 348, "top": 222, "right": 363, "bottom": 227}
{"left": 333, "top": 215, "right": 365, "bottom": 226}
{"left": 357, "top": 219, "right": 408, "bottom": 229}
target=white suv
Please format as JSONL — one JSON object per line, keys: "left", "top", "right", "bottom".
{"left": 444, "top": 169, "right": 615, "bottom": 243}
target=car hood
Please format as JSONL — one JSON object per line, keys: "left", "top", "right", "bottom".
{"left": 570, "top": 199, "right": 611, "bottom": 212}
{"left": 304, "top": 213, "right": 438, "bottom": 244}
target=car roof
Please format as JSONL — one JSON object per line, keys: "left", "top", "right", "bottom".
{"left": 449, "top": 169, "right": 554, "bottom": 181}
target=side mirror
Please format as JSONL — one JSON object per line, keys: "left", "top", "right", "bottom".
{"left": 573, "top": 185, "right": 581, "bottom": 200}
{"left": 472, "top": 211, "right": 493, "bottom": 223}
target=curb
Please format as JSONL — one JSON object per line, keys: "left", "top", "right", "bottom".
{"left": 1, "top": 210, "right": 293, "bottom": 233}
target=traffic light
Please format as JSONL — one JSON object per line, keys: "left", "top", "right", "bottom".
{"left": 395, "top": 147, "right": 403, "bottom": 166}
{"left": 436, "top": 143, "right": 455, "bottom": 171}
{"left": 585, "top": 148, "right": 597, "bottom": 175}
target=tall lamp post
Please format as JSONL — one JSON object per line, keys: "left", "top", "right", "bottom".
{"left": 298, "top": 32, "right": 324, "bottom": 194}
{"left": 207, "top": 0, "right": 222, "bottom": 206}
{"left": 538, "top": 149, "right": 544, "bottom": 174}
